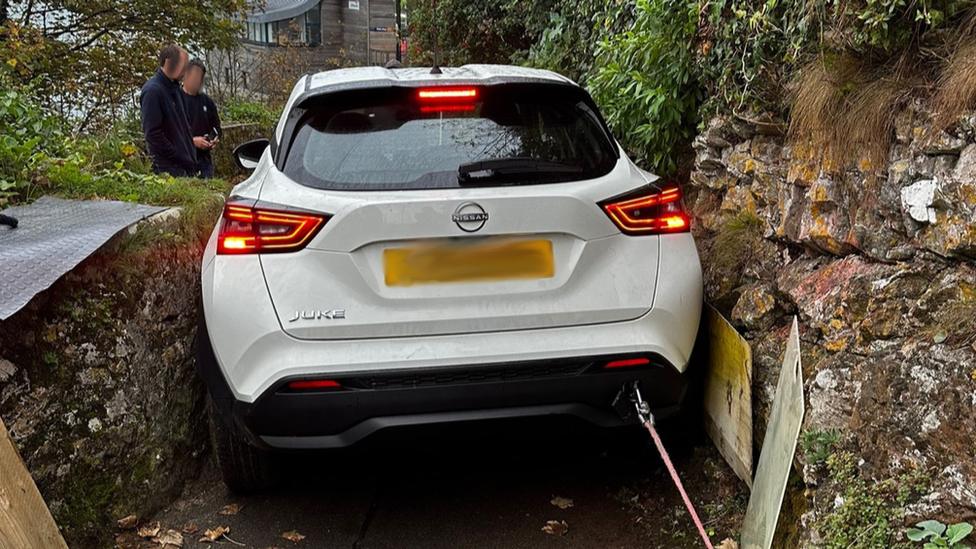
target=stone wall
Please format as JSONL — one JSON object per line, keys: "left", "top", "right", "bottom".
{"left": 0, "top": 223, "right": 209, "bottom": 548}
{"left": 687, "top": 105, "right": 976, "bottom": 545}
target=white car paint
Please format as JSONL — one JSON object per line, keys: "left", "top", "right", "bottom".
{"left": 201, "top": 65, "right": 703, "bottom": 403}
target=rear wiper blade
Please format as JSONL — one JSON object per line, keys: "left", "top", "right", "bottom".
{"left": 457, "top": 157, "right": 582, "bottom": 184}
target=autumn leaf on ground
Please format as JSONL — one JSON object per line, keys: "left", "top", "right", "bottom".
{"left": 541, "top": 520, "right": 569, "bottom": 536}
{"left": 116, "top": 514, "right": 138, "bottom": 530}
{"left": 716, "top": 539, "right": 738, "bottom": 549}
{"left": 181, "top": 522, "right": 199, "bottom": 535}
{"left": 137, "top": 522, "right": 161, "bottom": 538}
{"left": 153, "top": 528, "right": 184, "bottom": 547}
{"left": 219, "top": 503, "right": 243, "bottom": 515}
{"left": 198, "top": 526, "right": 230, "bottom": 543}
{"left": 550, "top": 496, "right": 574, "bottom": 509}
{"left": 281, "top": 530, "right": 306, "bottom": 543}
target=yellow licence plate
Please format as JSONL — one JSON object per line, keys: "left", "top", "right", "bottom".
{"left": 384, "top": 239, "right": 554, "bottom": 287}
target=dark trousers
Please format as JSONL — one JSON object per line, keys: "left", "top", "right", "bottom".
{"left": 197, "top": 158, "right": 215, "bottom": 179}
{"left": 153, "top": 164, "right": 193, "bottom": 178}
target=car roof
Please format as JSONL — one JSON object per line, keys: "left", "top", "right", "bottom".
{"left": 302, "top": 64, "right": 577, "bottom": 96}
{"left": 274, "top": 65, "right": 581, "bottom": 144}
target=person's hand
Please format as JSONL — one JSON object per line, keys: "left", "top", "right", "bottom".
{"left": 193, "top": 136, "right": 213, "bottom": 150}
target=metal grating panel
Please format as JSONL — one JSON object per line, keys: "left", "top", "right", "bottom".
{"left": 0, "top": 197, "right": 165, "bottom": 320}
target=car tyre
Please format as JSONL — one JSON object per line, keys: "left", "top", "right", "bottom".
{"left": 207, "top": 396, "right": 279, "bottom": 493}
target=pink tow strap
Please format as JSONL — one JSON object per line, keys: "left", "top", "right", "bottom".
{"left": 643, "top": 420, "right": 715, "bottom": 549}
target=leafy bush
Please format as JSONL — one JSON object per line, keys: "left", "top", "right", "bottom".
{"left": 524, "top": 0, "right": 634, "bottom": 83}
{"left": 222, "top": 99, "right": 278, "bottom": 130}
{"left": 907, "top": 520, "right": 974, "bottom": 548}
{"left": 0, "top": 73, "right": 227, "bottom": 210}
{"left": 405, "top": 0, "right": 558, "bottom": 66}
{"left": 586, "top": 0, "right": 702, "bottom": 174}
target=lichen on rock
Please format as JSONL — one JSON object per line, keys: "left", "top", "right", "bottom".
{"left": 0, "top": 219, "right": 211, "bottom": 548}
{"left": 689, "top": 106, "right": 976, "bottom": 547}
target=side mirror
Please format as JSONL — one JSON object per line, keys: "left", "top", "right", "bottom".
{"left": 234, "top": 138, "right": 270, "bottom": 170}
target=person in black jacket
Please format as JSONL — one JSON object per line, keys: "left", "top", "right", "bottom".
{"left": 140, "top": 45, "right": 197, "bottom": 177}
{"left": 182, "top": 59, "right": 222, "bottom": 179}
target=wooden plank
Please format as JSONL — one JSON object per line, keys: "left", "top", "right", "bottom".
{"left": 741, "top": 317, "right": 805, "bottom": 549}
{"left": 702, "top": 304, "right": 754, "bottom": 487}
{"left": 0, "top": 419, "right": 68, "bottom": 548}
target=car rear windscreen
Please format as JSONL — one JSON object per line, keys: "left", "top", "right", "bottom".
{"left": 280, "top": 83, "right": 619, "bottom": 191}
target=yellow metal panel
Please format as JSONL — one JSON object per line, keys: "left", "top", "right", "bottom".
{"left": 702, "top": 304, "right": 754, "bottom": 488}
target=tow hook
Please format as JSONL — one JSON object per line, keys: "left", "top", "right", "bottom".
{"left": 613, "top": 381, "right": 715, "bottom": 549}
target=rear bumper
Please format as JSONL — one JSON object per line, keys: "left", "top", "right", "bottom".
{"left": 199, "top": 348, "right": 688, "bottom": 449}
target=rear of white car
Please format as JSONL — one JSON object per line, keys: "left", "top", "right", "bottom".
{"left": 196, "top": 65, "right": 702, "bottom": 491}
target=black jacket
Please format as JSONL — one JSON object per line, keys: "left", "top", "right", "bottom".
{"left": 140, "top": 69, "right": 197, "bottom": 176}
{"left": 182, "top": 91, "right": 222, "bottom": 165}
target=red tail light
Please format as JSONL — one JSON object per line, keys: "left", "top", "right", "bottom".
{"left": 601, "top": 186, "right": 690, "bottom": 235}
{"left": 287, "top": 379, "right": 342, "bottom": 391}
{"left": 217, "top": 201, "right": 327, "bottom": 255}
{"left": 417, "top": 87, "right": 479, "bottom": 101}
{"left": 604, "top": 357, "right": 652, "bottom": 369}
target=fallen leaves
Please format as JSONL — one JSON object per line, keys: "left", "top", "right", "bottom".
{"left": 137, "top": 522, "right": 161, "bottom": 539}
{"left": 198, "top": 525, "right": 231, "bottom": 543}
{"left": 116, "top": 514, "right": 139, "bottom": 530}
{"left": 550, "top": 496, "right": 574, "bottom": 509}
{"left": 281, "top": 530, "right": 306, "bottom": 543}
{"left": 219, "top": 503, "right": 242, "bottom": 515}
{"left": 716, "top": 539, "right": 739, "bottom": 549}
{"left": 181, "top": 522, "right": 199, "bottom": 535}
{"left": 541, "top": 520, "right": 569, "bottom": 536}
{"left": 153, "top": 529, "right": 184, "bottom": 548}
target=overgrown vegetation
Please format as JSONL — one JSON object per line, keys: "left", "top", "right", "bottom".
{"left": 801, "top": 428, "right": 840, "bottom": 466}
{"left": 0, "top": 0, "right": 248, "bottom": 131}
{"left": 817, "top": 451, "right": 929, "bottom": 549}
{"left": 223, "top": 99, "right": 279, "bottom": 130}
{"left": 407, "top": 0, "right": 976, "bottom": 176}
{"left": 0, "top": 71, "right": 227, "bottom": 220}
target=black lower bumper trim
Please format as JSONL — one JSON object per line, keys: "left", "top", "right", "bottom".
{"left": 197, "top": 315, "right": 688, "bottom": 450}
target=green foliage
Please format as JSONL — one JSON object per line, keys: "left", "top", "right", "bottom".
{"left": 818, "top": 451, "right": 929, "bottom": 549}
{"left": 0, "top": 74, "right": 227, "bottom": 212}
{"left": 1, "top": 0, "right": 249, "bottom": 130}
{"left": 907, "top": 520, "right": 974, "bottom": 548}
{"left": 406, "top": 0, "right": 976, "bottom": 176}
{"left": 586, "top": 0, "right": 702, "bottom": 174}
{"left": 405, "top": 0, "right": 558, "bottom": 65}
{"left": 828, "top": 0, "right": 971, "bottom": 52}
{"left": 223, "top": 99, "right": 278, "bottom": 130}
{"left": 524, "top": 0, "right": 634, "bottom": 83}
{"left": 697, "top": 1, "right": 817, "bottom": 117}
{"left": 801, "top": 428, "right": 841, "bottom": 466}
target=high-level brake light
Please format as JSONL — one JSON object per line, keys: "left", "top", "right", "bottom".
{"left": 601, "top": 186, "right": 691, "bottom": 235}
{"left": 217, "top": 201, "right": 328, "bottom": 254}
{"left": 417, "top": 87, "right": 479, "bottom": 101}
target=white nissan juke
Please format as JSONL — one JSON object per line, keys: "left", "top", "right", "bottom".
{"left": 196, "top": 65, "right": 703, "bottom": 491}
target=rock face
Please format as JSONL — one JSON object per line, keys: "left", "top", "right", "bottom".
{"left": 0, "top": 231, "right": 208, "bottom": 548}
{"left": 688, "top": 106, "right": 976, "bottom": 546}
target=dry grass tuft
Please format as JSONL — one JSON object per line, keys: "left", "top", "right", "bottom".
{"left": 932, "top": 37, "right": 976, "bottom": 132}
{"left": 788, "top": 53, "right": 912, "bottom": 174}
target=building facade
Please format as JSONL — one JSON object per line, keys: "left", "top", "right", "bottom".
{"left": 244, "top": 0, "right": 397, "bottom": 66}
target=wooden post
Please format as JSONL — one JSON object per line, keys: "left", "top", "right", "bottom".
{"left": 0, "top": 419, "right": 68, "bottom": 548}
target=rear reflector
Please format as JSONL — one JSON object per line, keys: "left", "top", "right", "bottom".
{"left": 287, "top": 379, "right": 342, "bottom": 391}
{"left": 417, "top": 87, "right": 479, "bottom": 101}
{"left": 601, "top": 186, "right": 691, "bottom": 235}
{"left": 217, "top": 201, "right": 328, "bottom": 255}
{"left": 604, "top": 358, "right": 652, "bottom": 369}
